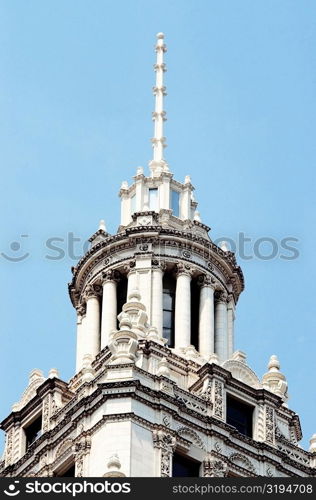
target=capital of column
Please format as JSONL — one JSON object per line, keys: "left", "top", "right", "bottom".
{"left": 176, "top": 262, "right": 194, "bottom": 278}
{"left": 215, "top": 290, "right": 228, "bottom": 304}
{"left": 152, "top": 430, "right": 176, "bottom": 452}
{"left": 197, "top": 274, "right": 216, "bottom": 288}
{"left": 76, "top": 303, "right": 86, "bottom": 318}
{"left": 83, "top": 283, "right": 102, "bottom": 301}
{"left": 123, "top": 259, "right": 136, "bottom": 274}
{"left": 102, "top": 269, "right": 121, "bottom": 284}
{"left": 227, "top": 293, "right": 235, "bottom": 308}
{"left": 152, "top": 259, "right": 167, "bottom": 272}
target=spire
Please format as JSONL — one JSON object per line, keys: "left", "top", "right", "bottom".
{"left": 149, "top": 33, "right": 169, "bottom": 177}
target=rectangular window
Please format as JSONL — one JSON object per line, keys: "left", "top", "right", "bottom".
{"left": 54, "top": 462, "right": 76, "bottom": 477}
{"left": 226, "top": 395, "right": 253, "bottom": 437}
{"left": 25, "top": 414, "right": 42, "bottom": 450}
{"left": 148, "top": 188, "right": 158, "bottom": 211}
{"left": 172, "top": 452, "right": 200, "bottom": 477}
{"left": 171, "top": 190, "right": 180, "bottom": 217}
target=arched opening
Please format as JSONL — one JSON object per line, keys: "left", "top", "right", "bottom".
{"left": 163, "top": 273, "right": 176, "bottom": 347}
{"left": 116, "top": 275, "right": 128, "bottom": 327}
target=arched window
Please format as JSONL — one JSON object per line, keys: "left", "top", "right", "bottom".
{"left": 116, "top": 275, "right": 128, "bottom": 328}
{"left": 163, "top": 273, "right": 176, "bottom": 347}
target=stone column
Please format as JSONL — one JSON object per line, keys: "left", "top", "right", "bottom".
{"left": 175, "top": 264, "right": 192, "bottom": 349}
{"left": 227, "top": 295, "right": 235, "bottom": 359}
{"left": 101, "top": 271, "right": 119, "bottom": 349}
{"left": 198, "top": 276, "right": 215, "bottom": 359}
{"left": 151, "top": 262, "right": 164, "bottom": 337}
{"left": 214, "top": 291, "right": 228, "bottom": 362}
{"left": 76, "top": 304, "right": 86, "bottom": 372}
{"left": 84, "top": 285, "right": 101, "bottom": 360}
{"left": 180, "top": 176, "right": 193, "bottom": 220}
{"left": 126, "top": 262, "right": 137, "bottom": 296}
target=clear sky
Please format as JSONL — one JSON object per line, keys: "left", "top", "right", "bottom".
{"left": 0, "top": 0, "right": 315, "bottom": 453}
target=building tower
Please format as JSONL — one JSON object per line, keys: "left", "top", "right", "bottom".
{"left": 1, "top": 33, "right": 315, "bottom": 478}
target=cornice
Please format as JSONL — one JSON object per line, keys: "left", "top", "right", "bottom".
{"left": 68, "top": 226, "right": 244, "bottom": 307}
{"left": 2, "top": 391, "right": 313, "bottom": 477}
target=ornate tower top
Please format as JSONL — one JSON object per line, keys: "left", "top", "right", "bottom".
{"left": 149, "top": 32, "right": 169, "bottom": 177}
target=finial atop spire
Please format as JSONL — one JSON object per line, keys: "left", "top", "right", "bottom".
{"left": 149, "top": 33, "right": 169, "bottom": 177}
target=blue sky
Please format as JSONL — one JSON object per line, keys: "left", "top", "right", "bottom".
{"left": 0, "top": 0, "right": 315, "bottom": 452}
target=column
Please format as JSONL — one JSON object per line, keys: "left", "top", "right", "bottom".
{"left": 227, "top": 295, "right": 235, "bottom": 359}
{"left": 127, "top": 268, "right": 137, "bottom": 297}
{"left": 198, "top": 277, "right": 215, "bottom": 359}
{"left": 84, "top": 285, "right": 101, "bottom": 360}
{"left": 76, "top": 304, "right": 86, "bottom": 372}
{"left": 151, "top": 264, "right": 163, "bottom": 336}
{"left": 159, "top": 173, "right": 171, "bottom": 209}
{"left": 180, "top": 178, "right": 192, "bottom": 220}
{"left": 214, "top": 292, "right": 228, "bottom": 362}
{"left": 175, "top": 264, "right": 192, "bottom": 349}
{"left": 101, "top": 271, "right": 118, "bottom": 349}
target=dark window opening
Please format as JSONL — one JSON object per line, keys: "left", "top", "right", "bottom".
{"left": 25, "top": 414, "right": 42, "bottom": 450}
{"left": 190, "top": 279, "right": 200, "bottom": 350}
{"left": 117, "top": 275, "right": 128, "bottom": 328}
{"left": 226, "top": 395, "right": 253, "bottom": 437}
{"left": 54, "top": 463, "right": 76, "bottom": 477}
{"left": 163, "top": 273, "right": 176, "bottom": 347}
{"left": 172, "top": 452, "right": 200, "bottom": 477}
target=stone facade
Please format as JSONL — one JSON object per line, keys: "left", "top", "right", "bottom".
{"left": 0, "top": 33, "right": 315, "bottom": 478}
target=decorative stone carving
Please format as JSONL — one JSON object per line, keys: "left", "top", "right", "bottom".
{"left": 103, "top": 454, "right": 126, "bottom": 477}
{"left": 215, "top": 290, "right": 228, "bottom": 304}
{"left": 108, "top": 310, "right": 138, "bottom": 365}
{"left": 147, "top": 326, "right": 167, "bottom": 346}
{"left": 102, "top": 269, "right": 121, "bottom": 283}
{"left": 176, "top": 427, "right": 206, "bottom": 451}
{"left": 222, "top": 359, "right": 261, "bottom": 389}
{"left": 197, "top": 274, "right": 212, "bottom": 287}
{"left": 5, "top": 427, "right": 14, "bottom": 466}
{"left": 42, "top": 397, "right": 50, "bottom": 432}
{"left": 55, "top": 439, "right": 74, "bottom": 461}
{"left": 119, "top": 289, "right": 149, "bottom": 338}
{"left": 213, "top": 379, "right": 224, "bottom": 420}
{"left": 152, "top": 431, "right": 176, "bottom": 477}
{"left": 76, "top": 303, "right": 86, "bottom": 317}
{"left": 75, "top": 435, "right": 91, "bottom": 478}
{"left": 83, "top": 283, "right": 102, "bottom": 300}
{"left": 162, "top": 413, "right": 171, "bottom": 428}
{"left": 182, "top": 345, "right": 201, "bottom": 360}
{"left": 256, "top": 405, "right": 265, "bottom": 442}
{"left": 229, "top": 452, "right": 256, "bottom": 474}
{"left": 262, "top": 355, "right": 288, "bottom": 403}
{"left": 176, "top": 262, "right": 194, "bottom": 277}
{"left": 81, "top": 354, "right": 96, "bottom": 382}
{"left": 157, "top": 357, "right": 171, "bottom": 377}
{"left": 266, "top": 465, "right": 274, "bottom": 477}
{"left": 203, "top": 453, "right": 227, "bottom": 477}
{"left": 12, "top": 369, "right": 45, "bottom": 412}
{"left": 265, "top": 406, "right": 275, "bottom": 445}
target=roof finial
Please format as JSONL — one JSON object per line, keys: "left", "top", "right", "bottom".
{"left": 149, "top": 33, "right": 169, "bottom": 177}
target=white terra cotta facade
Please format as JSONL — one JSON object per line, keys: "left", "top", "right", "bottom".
{"left": 1, "top": 33, "right": 315, "bottom": 478}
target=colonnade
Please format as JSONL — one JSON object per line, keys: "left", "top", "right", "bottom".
{"left": 75, "top": 266, "right": 235, "bottom": 372}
